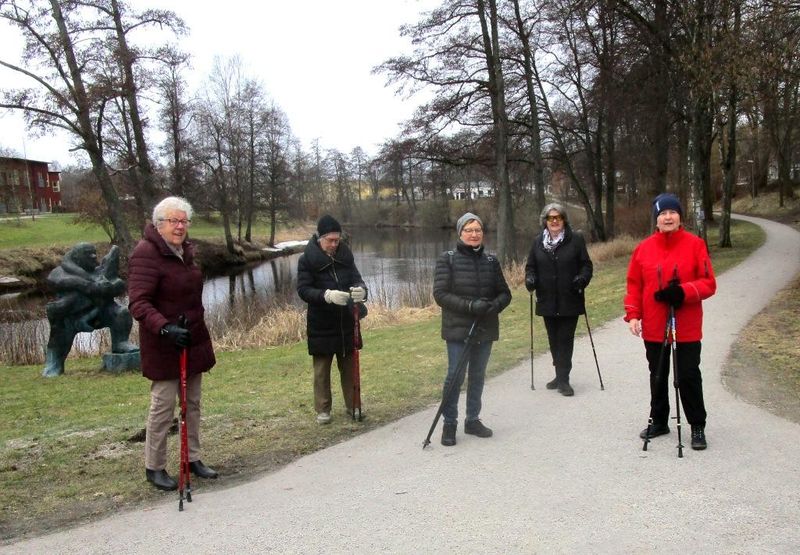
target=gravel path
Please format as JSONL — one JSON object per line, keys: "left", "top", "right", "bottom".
{"left": 4, "top": 215, "right": 799, "bottom": 554}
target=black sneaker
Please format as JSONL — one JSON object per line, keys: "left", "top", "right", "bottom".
{"left": 557, "top": 382, "right": 574, "bottom": 396}
{"left": 691, "top": 426, "right": 707, "bottom": 450}
{"left": 464, "top": 419, "right": 493, "bottom": 438}
{"left": 639, "top": 424, "right": 670, "bottom": 439}
{"left": 441, "top": 422, "right": 457, "bottom": 446}
{"left": 546, "top": 378, "right": 560, "bottom": 390}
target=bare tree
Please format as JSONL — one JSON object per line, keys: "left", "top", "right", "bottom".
{"left": 0, "top": 0, "right": 133, "bottom": 250}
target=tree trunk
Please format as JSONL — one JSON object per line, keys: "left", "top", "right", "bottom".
{"left": 50, "top": 0, "right": 132, "bottom": 251}
{"left": 478, "top": 0, "right": 515, "bottom": 262}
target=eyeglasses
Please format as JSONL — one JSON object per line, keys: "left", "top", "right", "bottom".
{"left": 462, "top": 227, "right": 483, "bottom": 234}
{"left": 546, "top": 215, "right": 563, "bottom": 223}
{"left": 160, "top": 218, "right": 192, "bottom": 227}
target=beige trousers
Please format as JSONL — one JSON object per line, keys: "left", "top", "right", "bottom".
{"left": 144, "top": 373, "right": 202, "bottom": 470}
{"left": 313, "top": 353, "right": 354, "bottom": 414}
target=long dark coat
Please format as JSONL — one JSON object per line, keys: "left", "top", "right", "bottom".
{"left": 524, "top": 225, "right": 593, "bottom": 317}
{"left": 432, "top": 241, "right": 512, "bottom": 342}
{"left": 128, "top": 224, "right": 216, "bottom": 381}
{"left": 297, "top": 236, "right": 366, "bottom": 356}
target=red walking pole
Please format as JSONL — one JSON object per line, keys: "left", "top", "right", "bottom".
{"left": 351, "top": 303, "right": 363, "bottom": 421}
{"left": 178, "top": 316, "right": 192, "bottom": 510}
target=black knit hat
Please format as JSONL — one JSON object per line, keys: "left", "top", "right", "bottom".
{"left": 317, "top": 214, "right": 342, "bottom": 237}
{"left": 652, "top": 193, "right": 683, "bottom": 221}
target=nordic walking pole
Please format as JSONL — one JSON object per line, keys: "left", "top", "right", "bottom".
{"left": 583, "top": 310, "right": 604, "bottom": 390}
{"left": 669, "top": 306, "right": 684, "bottom": 458}
{"left": 667, "top": 266, "right": 685, "bottom": 458}
{"left": 529, "top": 293, "right": 535, "bottom": 390}
{"left": 177, "top": 315, "right": 192, "bottom": 510}
{"left": 643, "top": 311, "right": 671, "bottom": 452}
{"left": 351, "top": 301, "right": 363, "bottom": 421}
{"left": 423, "top": 320, "right": 480, "bottom": 449}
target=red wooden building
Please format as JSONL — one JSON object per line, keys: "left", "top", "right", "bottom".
{"left": 0, "top": 156, "right": 62, "bottom": 213}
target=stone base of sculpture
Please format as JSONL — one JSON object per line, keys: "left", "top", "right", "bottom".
{"left": 102, "top": 350, "right": 141, "bottom": 373}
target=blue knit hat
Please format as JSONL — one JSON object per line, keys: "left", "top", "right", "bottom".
{"left": 652, "top": 193, "right": 683, "bottom": 221}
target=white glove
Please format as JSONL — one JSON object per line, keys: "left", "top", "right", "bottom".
{"left": 349, "top": 286, "right": 366, "bottom": 303}
{"left": 324, "top": 289, "right": 350, "bottom": 306}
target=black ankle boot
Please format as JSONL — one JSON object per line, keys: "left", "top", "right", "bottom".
{"left": 146, "top": 468, "right": 177, "bottom": 491}
{"left": 189, "top": 460, "right": 218, "bottom": 479}
{"left": 441, "top": 422, "right": 456, "bottom": 446}
{"left": 557, "top": 381, "right": 574, "bottom": 396}
{"left": 546, "top": 377, "right": 560, "bottom": 390}
{"left": 691, "top": 426, "right": 707, "bottom": 450}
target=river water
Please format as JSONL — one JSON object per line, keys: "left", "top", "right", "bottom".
{"left": 0, "top": 227, "right": 530, "bottom": 361}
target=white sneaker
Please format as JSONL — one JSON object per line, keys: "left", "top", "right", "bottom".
{"left": 316, "top": 412, "right": 331, "bottom": 424}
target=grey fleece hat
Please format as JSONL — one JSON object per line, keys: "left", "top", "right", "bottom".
{"left": 456, "top": 212, "right": 483, "bottom": 235}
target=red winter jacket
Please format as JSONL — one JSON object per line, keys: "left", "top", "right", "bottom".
{"left": 624, "top": 227, "right": 716, "bottom": 342}
{"left": 128, "top": 224, "right": 215, "bottom": 381}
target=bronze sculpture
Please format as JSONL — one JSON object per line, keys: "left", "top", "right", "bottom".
{"left": 43, "top": 242, "right": 138, "bottom": 377}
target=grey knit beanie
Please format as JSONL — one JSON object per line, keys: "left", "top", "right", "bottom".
{"left": 456, "top": 212, "right": 483, "bottom": 235}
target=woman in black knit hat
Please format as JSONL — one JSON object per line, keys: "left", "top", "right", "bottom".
{"left": 297, "top": 215, "right": 368, "bottom": 424}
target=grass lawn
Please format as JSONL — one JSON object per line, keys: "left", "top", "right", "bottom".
{"left": 0, "top": 213, "right": 308, "bottom": 250}
{"left": 0, "top": 220, "right": 764, "bottom": 542}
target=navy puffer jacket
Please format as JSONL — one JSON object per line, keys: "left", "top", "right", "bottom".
{"left": 297, "top": 235, "right": 366, "bottom": 356}
{"left": 525, "top": 225, "right": 593, "bottom": 317}
{"left": 433, "top": 241, "right": 512, "bottom": 342}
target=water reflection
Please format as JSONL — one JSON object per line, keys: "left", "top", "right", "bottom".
{"left": 202, "top": 228, "right": 462, "bottom": 311}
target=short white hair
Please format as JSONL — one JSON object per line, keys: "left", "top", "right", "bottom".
{"left": 153, "top": 196, "right": 193, "bottom": 226}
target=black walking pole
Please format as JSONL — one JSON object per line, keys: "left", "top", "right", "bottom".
{"left": 583, "top": 310, "right": 604, "bottom": 390}
{"left": 642, "top": 312, "right": 671, "bottom": 452}
{"left": 529, "top": 293, "right": 535, "bottom": 390}
{"left": 668, "top": 304, "right": 684, "bottom": 458}
{"left": 423, "top": 320, "right": 480, "bottom": 449}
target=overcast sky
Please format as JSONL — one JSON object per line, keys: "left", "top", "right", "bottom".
{"left": 0, "top": 0, "right": 437, "bottom": 167}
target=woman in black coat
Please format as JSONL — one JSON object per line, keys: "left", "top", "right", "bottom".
{"left": 297, "top": 215, "right": 367, "bottom": 425}
{"left": 524, "top": 203, "right": 593, "bottom": 396}
{"left": 433, "top": 212, "right": 511, "bottom": 447}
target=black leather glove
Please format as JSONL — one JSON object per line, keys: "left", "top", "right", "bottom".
{"left": 654, "top": 282, "right": 685, "bottom": 308}
{"left": 572, "top": 275, "right": 587, "bottom": 294}
{"left": 486, "top": 299, "right": 502, "bottom": 315}
{"left": 470, "top": 299, "right": 492, "bottom": 316}
{"left": 162, "top": 324, "right": 191, "bottom": 348}
{"left": 525, "top": 275, "right": 537, "bottom": 292}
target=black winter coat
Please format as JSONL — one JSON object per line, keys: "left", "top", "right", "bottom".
{"left": 297, "top": 235, "right": 367, "bottom": 356}
{"left": 524, "top": 226, "right": 593, "bottom": 317}
{"left": 433, "top": 241, "right": 512, "bottom": 342}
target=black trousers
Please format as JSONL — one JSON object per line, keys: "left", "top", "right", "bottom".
{"left": 644, "top": 340, "right": 707, "bottom": 427}
{"left": 543, "top": 315, "right": 579, "bottom": 382}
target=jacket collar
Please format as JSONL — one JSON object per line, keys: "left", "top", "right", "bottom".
{"left": 303, "top": 233, "right": 355, "bottom": 271}
{"left": 144, "top": 223, "right": 194, "bottom": 264}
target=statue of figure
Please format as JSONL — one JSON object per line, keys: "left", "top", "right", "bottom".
{"left": 43, "top": 242, "right": 138, "bottom": 377}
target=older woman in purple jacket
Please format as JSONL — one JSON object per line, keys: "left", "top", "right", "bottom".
{"left": 128, "top": 196, "right": 217, "bottom": 491}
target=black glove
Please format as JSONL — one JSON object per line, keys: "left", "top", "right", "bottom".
{"left": 486, "top": 299, "right": 502, "bottom": 315}
{"left": 654, "top": 282, "right": 685, "bottom": 308}
{"left": 572, "top": 276, "right": 587, "bottom": 294}
{"left": 525, "top": 275, "right": 537, "bottom": 292}
{"left": 162, "top": 324, "right": 191, "bottom": 348}
{"left": 470, "top": 299, "right": 492, "bottom": 316}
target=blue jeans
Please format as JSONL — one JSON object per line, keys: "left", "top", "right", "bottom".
{"left": 442, "top": 340, "right": 493, "bottom": 425}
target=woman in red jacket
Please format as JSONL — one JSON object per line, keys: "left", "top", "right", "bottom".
{"left": 624, "top": 193, "right": 716, "bottom": 450}
{"left": 128, "top": 197, "right": 217, "bottom": 491}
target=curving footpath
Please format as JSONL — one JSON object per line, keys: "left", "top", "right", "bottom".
{"left": 3, "top": 215, "right": 799, "bottom": 554}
